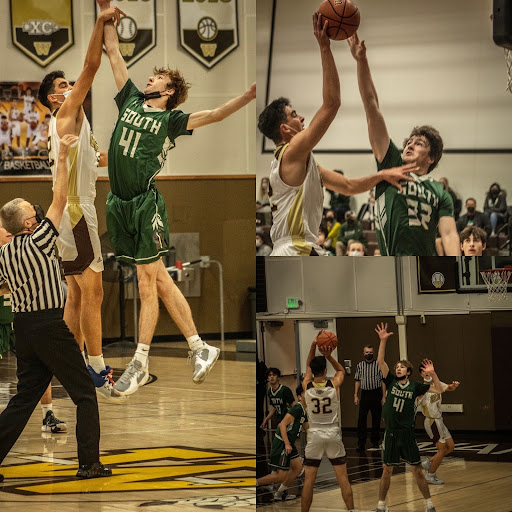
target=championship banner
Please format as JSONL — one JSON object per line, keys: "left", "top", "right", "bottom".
{"left": 178, "top": 0, "right": 239, "bottom": 69}
{"left": 95, "top": 0, "right": 156, "bottom": 68}
{"left": 417, "top": 257, "right": 458, "bottom": 294}
{"left": 10, "top": 0, "right": 74, "bottom": 67}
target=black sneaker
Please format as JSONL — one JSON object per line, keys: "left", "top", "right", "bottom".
{"left": 76, "top": 462, "right": 112, "bottom": 479}
{"left": 41, "top": 411, "right": 67, "bottom": 433}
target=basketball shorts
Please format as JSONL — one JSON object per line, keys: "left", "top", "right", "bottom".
{"left": 305, "top": 427, "right": 346, "bottom": 466}
{"left": 424, "top": 417, "right": 452, "bottom": 445}
{"left": 0, "top": 133, "right": 11, "bottom": 146}
{"left": 382, "top": 427, "right": 421, "bottom": 466}
{"left": 10, "top": 123, "right": 20, "bottom": 138}
{"left": 270, "top": 237, "right": 321, "bottom": 256}
{"left": 268, "top": 436, "right": 300, "bottom": 471}
{"left": 57, "top": 199, "right": 103, "bottom": 275}
{"left": 106, "top": 187, "right": 169, "bottom": 265}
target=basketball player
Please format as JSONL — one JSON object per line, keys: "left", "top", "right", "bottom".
{"left": 347, "top": 34, "right": 460, "bottom": 256}
{"left": 374, "top": 322, "right": 446, "bottom": 512}
{"left": 302, "top": 339, "right": 355, "bottom": 512}
{"left": 460, "top": 226, "right": 487, "bottom": 256}
{"left": 38, "top": 6, "right": 126, "bottom": 402}
{"left": 97, "top": 0, "right": 256, "bottom": 394}
{"left": 258, "top": 14, "right": 416, "bottom": 256}
{"left": 261, "top": 368, "right": 296, "bottom": 430}
{"left": 417, "top": 362, "right": 460, "bottom": 485}
{"left": 257, "top": 384, "right": 308, "bottom": 502}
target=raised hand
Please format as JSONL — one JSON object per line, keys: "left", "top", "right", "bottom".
{"left": 347, "top": 32, "right": 366, "bottom": 61}
{"left": 246, "top": 82, "right": 256, "bottom": 101}
{"left": 380, "top": 163, "right": 418, "bottom": 192}
{"left": 59, "top": 134, "right": 78, "bottom": 156}
{"left": 375, "top": 322, "right": 393, "bottom": 342}
{"left": 318, "top": 344, "right": 334, "bottom": 357}
{"left": 421, "top": 358, "right": 435, "bottom": 376}
{"left": 99, "top": 5, "right": 126, "bottom": 26}
{"left": 313, "top": 12, "right": 330, "bottom": 49}
{"left": 451, "top": 381, "right": 460, "bottom": 390}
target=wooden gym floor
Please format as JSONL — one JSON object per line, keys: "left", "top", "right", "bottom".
{"left": 0, "top": 340, "right": 256, "bottom": 511}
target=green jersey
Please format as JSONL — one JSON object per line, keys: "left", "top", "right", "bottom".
{"left": 108, "top": 79, "right": 193, "bottom": 200}
{"left": 268, "top": 384, "right": 295, "bottom": 424}
{"left": 0, "top": 295, "right": 13, "bottom": 325}
{"left": 275, "top": 402, "right": 307, "bottom": 443}
{"left": 375, "top": 141, "right": 453, "bottom": 255}
{"left": 382, "top": 373, "right": 430, "bottom": 430}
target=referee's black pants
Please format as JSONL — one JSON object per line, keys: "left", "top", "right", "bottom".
{"left": 357, "top": 388, "right": 382, "bottom": 449}
{"left": 0, "top": 309, "right": 100, "bottom": 466}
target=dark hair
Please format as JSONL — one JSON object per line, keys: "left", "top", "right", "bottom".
{"left": 465, "top": 197, "right": 476, "bottom": 205}
{"left": 318, "top": 221, "right": 329, "bottom": 239}
{"left": 153, "top": 67, "right": 191, "bottom": 110}
{"left": 489, "top": 182, "right": 501, "bottom": 192}
{"left": 460, "top": 225, "right": 487, "bottom": 244}
{"left": 403, "top": 125, "right": 443, "bottom": 173}
{"left": 257, "top": 228, "right": 272, "bottom": 247}
{"left": 310, "top": 356, "right": 327, "bottom": 377}
{"left": 394, "top": 359, "right": 413, "bottom": 376}
{"left": 295, "top": 384, "right": 304, "bottom": 398}
{"left": 258, "top": 97, "right": 290, "bottom": 144}
{"left": 363, "top": 345, "right": 374, "bottom": 350}
{"left": 38, "top": 70, "right": 65, "bottom": 110}
{"left": 266, "top": 367, "right": 281, "bottom": 378}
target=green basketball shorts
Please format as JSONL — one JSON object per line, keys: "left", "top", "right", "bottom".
{"left": 382, "top": 427, "right": 421, "bottom": 466}
{"left": 268, "top": 436, "right": 299, "bottom": 470}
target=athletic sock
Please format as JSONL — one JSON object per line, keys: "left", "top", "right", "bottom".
{"left": 378, "top": 500, "right": 386, "bottom": 510}
{"left": 187, "top": 334, "right": 204, "bottom": 351}
{"left": 81, "top": 350, "right": 87, "bottom": 365}
{"left": 134, "top": 343, "right": 150, "bottom": 366}
{"left": 41, "top": 403, "right": 52, "bottom": 419}
{"left": 276, "top": 484, "right": 288, "bottom": 492}
{"left": 426, "top": 498, "right": 434, "bottom": 509}
{"left": 88, "top": 354, "right": 106, "bottom": 374}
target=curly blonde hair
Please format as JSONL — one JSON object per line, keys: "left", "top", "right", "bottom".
{"left": 153, "top": 67, "right": 191, "bottom": 110}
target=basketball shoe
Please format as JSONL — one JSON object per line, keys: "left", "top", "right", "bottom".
{"left": 376, "top": 507, "right": 390, "bottom": 512}
{"left": 88, "top": 365, "right": 127, "bottom": 402}
{"left": 425, "top": 472, "right": 444, "bottom": 485}
{"left": 421, "top": 458, "right": 432, "bottom": 472}
{"left": 188, "top": 343, "right": 221, "bottom": 384}
{"left": 113, "top": 359, "right": 150, "bottom": 395}
{"left": 41, "top": 410, "right": 67, "bottom": 433}
{"left": 426, "top": 507, "right": 437, "bottom": 512}
{"left": 274, "top": 490, "right": 297, "bottom": 501}
{"left": 76, "top": 462, "right": 112, "bottom": 479}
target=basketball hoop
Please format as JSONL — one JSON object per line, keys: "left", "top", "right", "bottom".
{"left": 505, "top": 48, "right": 512, "bottom": 93}
{"left": 480, "top": 267, "right": 512, "bottom": 301}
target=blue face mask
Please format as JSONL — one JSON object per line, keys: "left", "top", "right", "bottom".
{"left": 53, "top": 89, "right": 72, "bottom": 104}
{"left": 423, "top": 376, "right": 433, "bottom": 382}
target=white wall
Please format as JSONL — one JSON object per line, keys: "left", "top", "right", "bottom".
{"left": 257, "top": 0, "right": 512, "bottom": 215}
{"left": 2, "top": 0, "right": 255, "bottom": 176}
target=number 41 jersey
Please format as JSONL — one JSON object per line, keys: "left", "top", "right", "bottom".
{"left": 305, "top": 380, "right": 339, "bottom": 428}
{"left": 108, "top": 79, "right": 193, "bottom": 200}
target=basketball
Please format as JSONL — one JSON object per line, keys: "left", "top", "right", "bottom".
{"left": 315, "top": 330, "right": 338, "bottom": 351}
{"left": 317, "top": 0, "right": 360, "bottom": 41}
{"left": 30, "top": 121, "right": 37, "bottom": 130}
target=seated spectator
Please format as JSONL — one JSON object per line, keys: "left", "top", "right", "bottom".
{"left": 439, "top": 177, "right": 462, "bottom": 220}
{"left": 336, "top": 211, "right": 367, "bottom": 256}
{"left": 346, "top": 240, "right": 366, "bottom": 256}
{"left": 483, "top": 183, "right": 507, "bottom": 237}
{"left": 460, "top": 226, "right": 487, "bottom": 256}
{"left": 456, "top": 198, "right": 491, "bottom": 235}
{"left": 324, "top": 209, "right": 341, "bottom": 253}
{"left": 256, "top": 229, "right": 273, "bottom": 256}
{"left": 256, "top": 177, "right": 271, "bottom": 211}
{"left": 326, "top": 170, "right": 351, "bottom": 221}
{"left": 316, "top": 222, "right": 333, "bottom": 256}
{"left": 373, "top": 248, "right": 381, "bottom": 256}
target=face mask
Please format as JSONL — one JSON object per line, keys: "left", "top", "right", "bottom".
{"left": 144, "top": 89, "right": 171, "bottom": 100}
{"left": 467, "top": 206, "right": 475, "bottom": 214}
{"left": 348, "top": 250, "right": 364, "bottom": 256}
{"left": 261, "top": 183, "right": 268, "bottom": 190}
{"left": 53, "top": 89, "right": 72, "bottom": 104}
{"left": 347, "top": 219, "right": 354, "bottom": 225}
{"left": 283, "top": 124, "right": 299, "bottom": 135}
{"left": 423, "top": 376, "right": 433, "bottom": 382}
{"left": 326, "top": 217, "right": 334, "bottom": 223}
{"left": 365, "top": 354, "right": 373, "bottom": 361}
{"left": 33, "top": 204, "right": 45, "bottom": 223}
{"left": 396, "top": 373, "right": 408, "bottom": 381}
{"left": 491, "top": 188, "right": 499, "bottom": 196}
{"left": 256, "top": 239, "right": 262, "bottom": 248}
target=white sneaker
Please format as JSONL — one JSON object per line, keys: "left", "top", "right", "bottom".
{"left": 88, "top": 365, "right": 127, "bottom": 403}
{"left": 426, "top": 472, "right": 444, "bottom": 485}
{"left": 188, "top": 343, "right": 220, "bottom": 384}
{"left": 376, "top": 506, "right": 390, "bottom": 512}
{"left": 113, "top": 359, "right": 150, "bottom": 395}
{"left": 421, "top": 459, "right": 432, "bottom": 472}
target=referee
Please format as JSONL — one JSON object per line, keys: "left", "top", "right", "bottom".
{"left": 0, "top": 134, "right": 111, "bottom": 482}
{"left": 354, "top": 344, "right": 385, "bottom": 453}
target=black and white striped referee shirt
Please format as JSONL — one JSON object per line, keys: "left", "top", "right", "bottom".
{"left": 0, "top": 218, "right": 64, "bottom": 313}
{"left": 354, "top": 360, "right": 383, "bottom": 391}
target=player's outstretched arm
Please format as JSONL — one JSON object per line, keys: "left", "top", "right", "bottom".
{"left": 375, "top": 322, "right": 392, "bottom": 378}
{"left": 446, "top": 381, "right": 460, "bottom": 392}
{"left": 98, "top": 0, "right": 129, "bottom": 91}
{"left": 303, "top": 339, "right": 318, "bottom": 390}
{"left": 46, "top": 134, "right": 78, "bottom": 228}
{"left": 186, "top": 83, "right": 256, "bottom": 130}
{"left": 318, "top": 345, "right": 345, "bottom": 389}
{"left": 319, "top": 163, "right": 417, "bottom": 195}
{"left": 347, "top": 33, "right": 390, "bottom": 163}
{"left": 439, "top": 216, "right": 461, "bottom": 256}
{"left": 421, "top": 359, "right": 445, "bottom": 394}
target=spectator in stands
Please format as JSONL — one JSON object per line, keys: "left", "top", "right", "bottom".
{"left": 316, "top": 222, "right": 333, "bottom": 256}
{"left": 324, "top": 209, "right": 341, "bottom": 253}
{"left": 336, "top": 211, "right": 367, "bottom": 256}
{"left": 373, "top": 248, "right": 381, "bottom": 256}
{"left": 346, "top": 240, "right": 366, "bottom": 256}
{"left": 256, "top": 177, "right": 271, "bottom": 211}
{"left": 460, "top": 226, "right": 487, "bottom": 256}
{"left": 483, "top": 183, "right": 507, "bottom": 237}
{"left": 456, "top": 198, "right": 491, "bottom": 235}
{"left": 256, "top": 230, "right": 273, "bottom": 257}
{"left": 439, "top": 177, "right": 461, "bottom": 220}
{"left": 326, "top": 170, "right": 351, "bottom": 221}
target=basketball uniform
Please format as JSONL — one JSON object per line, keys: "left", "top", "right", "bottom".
{"left": 269, "top": 402, "right": 307, "bottom": 470}
{"left": 381, "top": 373, "right": 430, "bottom": 465}
{"left": 106, "top": 79, "right": 193, "bottom": 264}
{"left": 269, "top": 144, "right": 323, "bottom": 256}
{"left": 375, "top": 141, "right": 454, "bottom": 255}
{"left": 26, "top": 111, "right": 40, "bottom": 138}
{"left": 417, "top": 381, "right": 451, "bottom": 444}
{"left": 304, "top": 380, "right": 346, "bottom": 465}
{"left": 48, "top": 110, "right": 103, "bottom": 274}
{"left": 267, "top": 384, "right": 295, "bottom": 424}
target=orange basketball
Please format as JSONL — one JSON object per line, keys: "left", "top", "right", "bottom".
{"left": 30, "top": 121, "right": 37, "bottom": 130}
{"left": 317, "top": 0, "right": 360, "bottom": 41}
{"left": 315, "top": 330, "right": 338, "bottom": 351}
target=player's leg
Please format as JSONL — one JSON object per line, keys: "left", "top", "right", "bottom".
{"left": 326, "top": 428, "right": 354, "bottom": 510}
{"left": 377, "top": 429, "right": 397, "bottom": 511}
{"left": 257, "top": 469, "right": 286, "bottom": 486}
{"left": 274, "top": 450, "right": 303, "bottom": 500}
{"left": 331, "top": 462, "right": 354, "bottom": 510}
{"left": 40, "top": 383, "right": 67, "bottom": 433}
{"left": 410, "top": 464, "right": 432, "bottom": 499}
{"left": 156, "top": 259, "right": 220, "bottom": 384}
{"left": 300, "top": 464, "right": 319, "bottom": 512}
{"left": 64, "top": 275, "right": 84, "bottom": 351}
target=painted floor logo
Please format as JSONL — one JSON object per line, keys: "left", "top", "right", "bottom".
{"left": 141, "top": 494, "right": 256, "bottom": 509}
{"left": 1, "top": 446, "right": 255, "bottom": 495}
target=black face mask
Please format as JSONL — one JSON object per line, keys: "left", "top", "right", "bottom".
{"left": 365, "top": 354, "right": 373, "bottom": 361}
{"left": 467, "top": 206, "right": 475, "bottom": 214}
{"left": 144, "top": 90, "right": 169, "bottom": 100}
{"left": 33, "top": 204, "right": 45, "bottom": 223}
{"left": 491, "top": 188, "right": 499, "bottom": 197}
{"left": 396, "top": 373, "right": 408, "bottom": 381}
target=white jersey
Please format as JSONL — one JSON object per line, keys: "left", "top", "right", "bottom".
{"left": 417, "top": 381, "right": 448, "bottom": 419}
{"left": 23, "top": 95, "right": 35, "bottom": 115}
{"left": 305, "top": 380, "right": 339, "bottom": 429}
{"left": 269, "top": 144, "right": 324, "bottom": 256}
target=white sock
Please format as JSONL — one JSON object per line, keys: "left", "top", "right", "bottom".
{"left": 88, "top": 354, "right": 106, "bottom": 374}
{"left": 187, "top": 334, "right": 204, "bottom": 351}
{"left": 134, "top": 343, "right": 150, "bottom": 366}
{"left": 41, "top": 403, "right": 52, "bottom": 419}
{"left": 81, "top": 351, "right": 87, "bottom": 365}
{"left": 426, "top": 498, "right": 433, "bottom": 509}
{"left": 277, "top": 484, "right": 288, "bottom": 492}
{"left": 378, "top": 500, "right": 386, "bottom": 510}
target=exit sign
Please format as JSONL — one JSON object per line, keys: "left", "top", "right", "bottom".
{"left": 287, "top": 297, "right": 301, "bottom": 309}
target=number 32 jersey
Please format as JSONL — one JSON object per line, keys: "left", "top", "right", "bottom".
{"left": 375, "top": 141, "right": 453, "bottom": 256}
{"left": 305, "top": 380, "right": 339, "bottom": 429}
{"left": 108, "top": 79, "right": 193, "bottom": 200}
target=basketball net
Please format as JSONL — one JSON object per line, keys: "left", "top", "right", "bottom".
{"left": 505, "top": 48, "right": 512, "bottom": 93}
{"left": 480, "top": 269, "right": 511, "bottom": 301}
